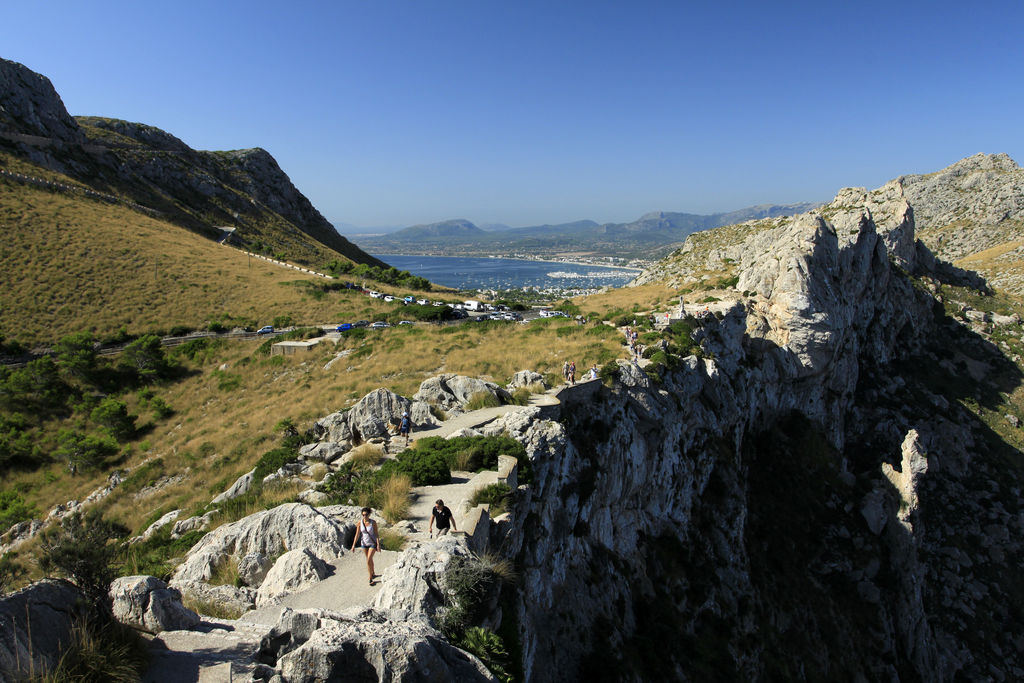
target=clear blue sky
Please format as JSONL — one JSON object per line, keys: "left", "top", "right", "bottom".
{"left": 2, "top": 0, "right": 1022, "bottom": 229}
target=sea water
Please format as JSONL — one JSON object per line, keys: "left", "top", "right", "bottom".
{"left": 372, "top": 254, "right": 637, "bottom": 291}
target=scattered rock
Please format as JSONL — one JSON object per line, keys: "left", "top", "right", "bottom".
{"left": 256, "top": 549, "right": 332, "bottom": 606}
{"left": 109, "top": 575, "right": 200, "bottom": 633}
{"left": 211, "top": 469, "right": 255, "bottom": 504}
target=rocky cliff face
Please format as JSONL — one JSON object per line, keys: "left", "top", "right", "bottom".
{"left": 503, "top": 185, "right": 1023, "bottom": 680}
{"left": 898, "top": 153, "right": 1024, "bottom": 261}
{"left": 0, "top": 57, "right": 383, "bottom": 268}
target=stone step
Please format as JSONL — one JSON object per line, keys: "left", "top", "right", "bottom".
{"left": 197, "top": 662, "right": 232, "bottom": 682}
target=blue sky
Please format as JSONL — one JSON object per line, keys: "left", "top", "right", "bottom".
{"left": 2, "top": 1, "right": 1022, "bottom": 228}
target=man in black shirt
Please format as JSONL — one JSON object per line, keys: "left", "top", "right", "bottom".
{"left": 429, "top": 499, "right": 457, "bottom": 537}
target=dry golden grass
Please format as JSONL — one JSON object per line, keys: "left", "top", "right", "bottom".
{"left": 573, "top": 283, "right": 677, "bottom": 317}
{"left": 0, "top": 315, "right": 627, "bottom": 541}
{"left": 0, "top": 166, "right": 438, "bottom": 346}
{"left": 347, "top": 444, "right": 383, "bottom": 470}
{"left": 379, "top": 473, "right": 412, "bottom": 524}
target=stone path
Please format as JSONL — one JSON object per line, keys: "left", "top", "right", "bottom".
{"left": 140, "top": 380, "right": 602, "bottom": 681}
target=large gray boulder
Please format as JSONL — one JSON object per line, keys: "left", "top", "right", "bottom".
{"left": 413, "top": 374, "right": 511, "bottom": 417}
{"left": 0, "top": 579, "right": 88, "bottom": 678}
{"left": 256, "top": 549, "right": 331, "bottom": 606}
{"left": 507, "top": 369, "right": 546, "bottom": 391}
{"left": 210, "top": 469, "right": 255, "bottom": 504}
{"left": 260, "top": 607, "right": 497, "bottom": 683}
{"left": 170, "top": 503, "right": 348, "bottom": 586}
{"left": 373, "top": 535, "right": 473, "bottom": 616}
{"left": 109, "top": 575, "right": 200, "bottom": 633}
{"left": 173, "top": 581, "right": 256, "bottom": 617}
{"left": 313, "top": 388, "right": 412, "bottom": 445}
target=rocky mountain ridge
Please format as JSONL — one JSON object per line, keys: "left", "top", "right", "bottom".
{"left": 356, "top": 203, "right": 819, "bottom": 260}
{"left": 0, "top": 56, "right": 382, "bottom": 268}
{"left": 5, "top": 179, "right": 1020, "bottom": 681}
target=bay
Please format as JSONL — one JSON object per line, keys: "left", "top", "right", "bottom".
{"left": 373, "top": 254, "right": 638, "bottom": 291}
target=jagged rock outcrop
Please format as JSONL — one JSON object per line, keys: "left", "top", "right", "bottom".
{"left": 170, "top": 503, "right": 354, "bottom": 588}
{"left": 507, "top": 369, "right": 547, "bottom": 391}
{"left": 498, "top": 183, "right": 1024, "bottom": 681}
{"left": 372, "top": 536, "right": 473, "bottom": 616}
{"left": 256, "top": 549, "right": 332, "bottom": 607}
{"left": 898, "top": 153, "right": 1024, "bottom": 260}
{"left": 0, "top": 580, "right": 88, "bottom": 678}
{"left": 259, "top": 607, "right": 497, "bottom": 683}
{"left": 211, "top": 469, "right": 255, "bottom": 504}
{"left": 0, "top": 57, "right": 84, "bottom": 143}
{"left": 313, "top": 388, "right": 412, "bottom": 446}
{"left": 0, "top": 57, "right": 384, "bottom": 268}
{"left": 109, "top": 575, "right": 200, "bottom": 633}
{"left": 414, "top": 374, "right": 512, "bottom": 418}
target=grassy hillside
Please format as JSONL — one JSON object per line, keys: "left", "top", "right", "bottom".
{"left": 0, "top": 312, "right": 627, "bottom": 582}
{"left": 0, "top": 156, "right": 434, "bottom": 346}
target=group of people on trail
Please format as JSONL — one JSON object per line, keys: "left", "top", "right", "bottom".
{"left": 625, "top": 326, "right": 641, "bottom": 359}
{"left": 562, "top": 360, "right": 599, "bottom": 384}
{"left": 352, "top": 498, "right": 458, "bottom": 585}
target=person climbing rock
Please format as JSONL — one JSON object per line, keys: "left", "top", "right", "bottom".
{"left": 351, "top": 507, "right": 381, "bottom": 584}
{"left": 429, "top": 499, "right": 456, "bottom": 537}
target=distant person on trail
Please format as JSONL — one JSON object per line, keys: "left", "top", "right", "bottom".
{"left": 562, "top": 360, "right": 570, "bottom": 383}
{"left": 351, "top": 507, "right": 381, "bottom": 585}
{"left": 569, "top": 361, "right": 576, "bottom": 385}
{"left": 429, "top": 499, "right": 456, "bottom": 537}
{"left": 399, "top": 411, "right": 412, "bottom": 446}
{"left": 589, "top": 364, "right": 599, "bottom": 380}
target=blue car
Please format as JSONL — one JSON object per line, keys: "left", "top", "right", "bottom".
{"left": 256, "top": 325, "right": 274, "bottom": 335}
{"left": 336, "top": 323, "right": 353, "bottom": 332}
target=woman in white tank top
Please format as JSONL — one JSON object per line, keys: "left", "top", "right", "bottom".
{"left": 351, "top": 506, "right": 381, "bottom": 585}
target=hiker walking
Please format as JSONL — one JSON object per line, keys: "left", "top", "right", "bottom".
{"left": 429, "top": 499, "right": 457, "bottom": 537}
{"left": 351, "top": 507, "right": 381, "bottom": 585}
{"left": 399, "top": 411, "right": 412, "bottom": 446}
{"left": 562, "top": 360, "right": 570, "bottom": 383}
{"left": 569, "top": 361, "right": 576, "bottom": 385}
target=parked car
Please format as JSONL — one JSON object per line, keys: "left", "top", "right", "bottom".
{"left": 257, "top": 325, "right": 274, "bottom": 334}
{"left": 384, "top": 295, "right": 395, "bottom": 302}
{"left": 398, "top": 320, "right": 414, "bottom": 325}
{"left": 417, "top": 299, "right": 429, "bottom": 305}
{"left": 336, "top": 323, "right": 353, "bottom": 332}
{"left": 353, "top": 320, "right": 370, "bottom": 328}
{"left": 370, "top": 321, "right": 390, "bottom": 329}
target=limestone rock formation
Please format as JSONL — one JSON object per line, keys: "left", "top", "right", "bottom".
{"left": 211, "top": 469, "right": 255, "bottom": 504}
{"left": 373, "top": 536, "right": 473, "bottom": 616}
{"left": 0, "top": 580, "right": 88, "bottom": 678}
{"left": 312, "top": 388, "right": 412, "bottom": 446}
{"left": 507, "top": 369, "right": 547, "bottom": 390}
{"left": 898, "top": 153, "right": 1024, "bottom": 260}
{"left": 0, "top": 57, "right": 84, "bottom": 143}
{"left": 256, "top": 549, "right": 332, "bottom": 607}
{"left": 413, "top": 374, "right": 512, "bottom": 417}
{"left": 259, "top": 607, "right": 497, "bottom": 683}
{"left": 109, "top": 575, "right": 200, "bottom": 633}
{"left": 170, "top": 503, "right": 349, "bottom": 587}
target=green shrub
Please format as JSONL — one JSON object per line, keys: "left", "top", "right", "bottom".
{"left": 412, "top": 436, "right": 530, "bottom": 483}
{"left": 272, "top": 315, "right": 294, "bottom": 328}
{"left": 0, "top": 490, "right": 37, "bottom": 530}
{"left": 394, "top": 448, "right": 450, "bottom": 486}
{"left": 252, "top": 446, "right": 299, "bottom": 481}
{"left": 56, "top": 429, "right": 120, "bottom": 472}
{"left": 41, "top": 617, "right": 150, "bottom": 682}
{"left": 90, "top": 397, "right": 137, "bottom": 441}
{"left": 459, "top": 627, "right": 513, "bottom": 683}
{"left": 212, "top": 369, "right": 242, "bottom": 392}
{"left": 39, "top": 511, "right": 128, "bottom": 607}
{"left": 469, "top": 483, "right": 512, "bottom": 517}
{"left": 509, "top": 387, "right": 532, "bottom": 406}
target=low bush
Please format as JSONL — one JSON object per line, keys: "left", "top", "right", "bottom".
{"left": 412, "top": 436, "right": 529, "bottom": 482}
{"left": 379, "top": 527, "right": 407, "bottom": 551}
{"left": 459, "top": 627, "right": 514, "bottom": 683}
{"left": 0, "top": 490, "right": 36, "bottom": 531}
{"left": 468, "top": 483, "right": 512, "bottom": 517}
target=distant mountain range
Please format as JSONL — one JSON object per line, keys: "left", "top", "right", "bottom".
{"left": 350, "top": 204, "right": 821, "bottom": 260}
